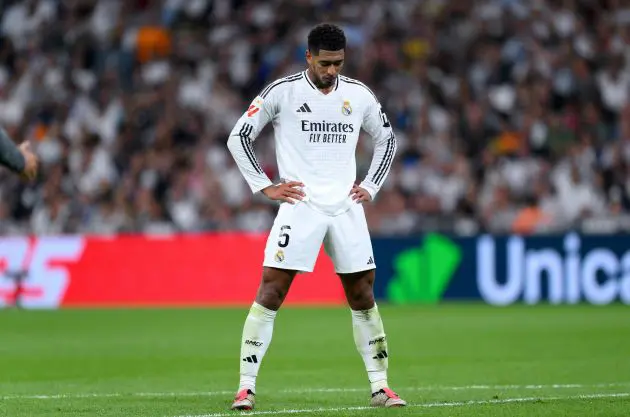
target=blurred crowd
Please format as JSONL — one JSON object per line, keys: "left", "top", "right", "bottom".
{"left": 2, "top": 0, "right": 630, "bottom": 236}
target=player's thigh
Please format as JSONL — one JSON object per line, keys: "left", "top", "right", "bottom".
{"left": 324, "top": 203, "right": 375, "bottom": 274}
{"left": 264, "top": 202, "right": 327, "bottom": 272}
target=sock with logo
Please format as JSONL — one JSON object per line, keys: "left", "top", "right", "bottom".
{"left": 238, "top": 302, "right": 277, "bottom": 393}
{"left": 351, "top": 304, "right": 389, "bottom": 393}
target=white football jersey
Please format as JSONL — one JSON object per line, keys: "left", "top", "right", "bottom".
{"left": 227, "top": 70, "right": 397, "bottom": 216}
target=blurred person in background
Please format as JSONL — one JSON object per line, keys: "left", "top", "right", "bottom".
{"left": 0, "top": 126, "right": 38, "bottom": 181}
{"left": 0, "top": 0, "right": 628, "bottom": 237}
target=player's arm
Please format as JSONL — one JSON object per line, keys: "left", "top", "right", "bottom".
{"left": 0, "top": 127, "right": 38, "bottom": 180}
{"left": 226, "top": 91, "right": 304, "bottom": 204}
{"left": 353, "top": 98, "right": 397, "bottom": 202}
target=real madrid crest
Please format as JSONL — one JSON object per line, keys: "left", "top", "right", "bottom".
{"left": 341, "top": 100, "right": 352, "bottom": 116}
{"left": 275, "top": 249, "right": 285, "bottom": 262}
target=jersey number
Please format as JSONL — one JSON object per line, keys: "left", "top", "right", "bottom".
{"left": 278, "top": 225, "right": 291, "bottom": 248}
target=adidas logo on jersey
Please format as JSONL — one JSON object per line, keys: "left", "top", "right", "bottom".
{"left": 296, "top": 103, "right": 312, "bottom": 113}
{"left": 367, "top": 256, "right": 374, "bottom": 265}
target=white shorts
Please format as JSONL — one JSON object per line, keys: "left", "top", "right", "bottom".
{"left": 263, "top": 202, "right": 375, "bottom": 274}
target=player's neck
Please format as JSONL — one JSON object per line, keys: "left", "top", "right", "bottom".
{"left": 306, "top": 68, "right": 335, "bottom": 95}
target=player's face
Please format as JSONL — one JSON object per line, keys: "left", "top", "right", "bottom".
{"left": 306, "top": 49, "right": 345, "bottom": 88}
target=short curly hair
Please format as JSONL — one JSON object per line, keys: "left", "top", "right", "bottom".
{"left": 307, "top": 23, "right": 346, "bottom": 55}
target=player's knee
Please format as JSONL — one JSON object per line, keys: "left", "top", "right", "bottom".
{"left": 346, "top": 274, "right": 375, "bottom": 310}
{"left": 256, "top": 268, "right": 294, "bottom": 310}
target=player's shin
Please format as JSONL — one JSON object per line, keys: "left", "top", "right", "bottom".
{"left": 238, "top": 302, "right": 277, "bottom": 393}
{"left": 351, "top": 304, "right": 389, "bottom": 392}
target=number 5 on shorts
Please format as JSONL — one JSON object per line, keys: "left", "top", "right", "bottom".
{"left": 278, "top": 225, "right": 291, "bottom": 248}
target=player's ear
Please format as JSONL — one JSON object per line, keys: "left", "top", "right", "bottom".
{"left": 306, "top": 49, "right": 313, "bottom": 65}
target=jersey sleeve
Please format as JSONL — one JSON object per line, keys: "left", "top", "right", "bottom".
{"left": 0, "top": 126, "right": 25, "bottom": 173}
{"left": 226, "top": 90, "right": 278, "bottom": 194}
{"left": 359, "top": 96, "right": 397, "bottom": 199}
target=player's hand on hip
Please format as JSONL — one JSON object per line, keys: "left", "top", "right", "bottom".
{"left": 262, "top": 181, "right": 305, "bottom": 204}
{"left": 350, "top": 184, "right": 372, "bottom": 203}
{"left": 18, "top": 141, "right": 38, "bottom": 182}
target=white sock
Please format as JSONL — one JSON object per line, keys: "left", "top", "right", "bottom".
{"left": 351, "top": 304, "right": 389, "bottom": 393}
{"left": 238, "top": 302, "right": 277, "bottom": 393}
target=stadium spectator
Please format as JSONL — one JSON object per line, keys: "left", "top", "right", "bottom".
{"left": 0, "top": 0, "right": 629, "bottom": 236}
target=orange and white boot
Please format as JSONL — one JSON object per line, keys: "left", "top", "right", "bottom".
{"left": 231, "top": 389, "right": 255, "bottom": 410}
{"left": 370, "top": 388, "right": 407, "bottom": 407}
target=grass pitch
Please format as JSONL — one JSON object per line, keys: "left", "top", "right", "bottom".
{"left": 0, "top": 304, "right": 629, "bottom": 416}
